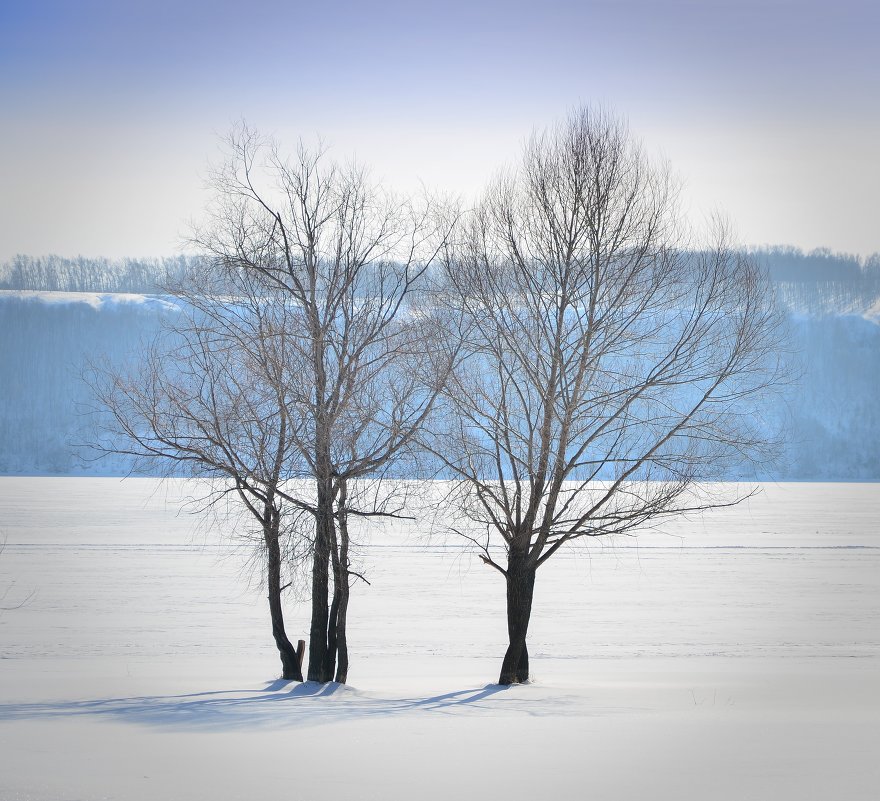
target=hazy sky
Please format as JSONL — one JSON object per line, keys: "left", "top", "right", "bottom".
{"left": 1, "top": 0, "right": 877, "bottom": 260}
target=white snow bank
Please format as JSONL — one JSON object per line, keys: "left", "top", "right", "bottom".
{"left": 0, "top": 288, "right": 180, "bottom": 312}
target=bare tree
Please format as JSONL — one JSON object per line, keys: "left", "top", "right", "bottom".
{"left": 192, "top": 126, "right": 458, "bottom": 683}
{"left": 90, "top": 264, "right": 311, "bottom": 681}
{"left": 428, "top": 107, "right": 786, "bottom": 685}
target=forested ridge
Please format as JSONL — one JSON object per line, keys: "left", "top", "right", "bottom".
{"left": 1, "top": 247, "right": 879, "bottom": 479}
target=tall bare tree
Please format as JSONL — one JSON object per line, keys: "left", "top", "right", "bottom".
{"left": 192, "top": 126, "right": 458, "bottom": 683}
{"left": 90, "top": 264, "right": 310, "bottom": 681}
{"left": 428, "top": 107, "right": 786, "bottom": 685}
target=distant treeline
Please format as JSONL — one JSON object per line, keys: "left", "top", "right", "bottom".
{"left": 0, "top": 254, "right": 200, "bottom": 293}
{"left": 749, "top": 247, "right": 880, "bottom": 316}
{"left": 749, "top": 245, "right": 880, "bottom": 282}
{"left": 2, "top": 248, "right": 880, "bottom": 314}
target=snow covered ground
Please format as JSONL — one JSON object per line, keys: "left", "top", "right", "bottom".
{"left": 0, "top": 478, "right": 878, "bottom": 800}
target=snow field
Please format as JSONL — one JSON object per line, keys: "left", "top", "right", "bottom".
{"left": 0, "top": 478, "right": 878, "bottom": 800}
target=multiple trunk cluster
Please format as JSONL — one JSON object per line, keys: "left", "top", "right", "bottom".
{"left": 93, "top": 107, "right": 784, "bottom": 686}
{"left": 308, "top": 477, "right": 353, "bottom": 683}
{"left": 95, "top": 125, "right": 457, "bottom": 685}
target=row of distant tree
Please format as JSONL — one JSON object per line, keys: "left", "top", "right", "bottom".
{"left": 749, "top": 246, "right": 880, "bottom": 282}
{"left": 0, "top": 254, "right": 197, "bottom": 293}
{"left": 3, "top": 246, "right": 879, "bottom": 297}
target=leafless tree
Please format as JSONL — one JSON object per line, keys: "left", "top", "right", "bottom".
{"left": 89, "top": 264, "right": 311, "bottom": 681}
{"left": 427, "top": 107, "right": 786, "bottom": 685}
{"left": 191, "top": 126, "right": 459, "bottom": 683}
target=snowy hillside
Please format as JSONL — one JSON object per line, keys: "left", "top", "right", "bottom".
{"left": 783, "top": 312, "right": 880, "bottom": 478}
{"left": 0, "top": 291, "right": 180, "bottom": 475}
{"left": 0, "top": 289, "right": 878, "bottom": 479}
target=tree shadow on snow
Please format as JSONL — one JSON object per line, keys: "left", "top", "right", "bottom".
{"left": 0, "top": 680, "right": 537, "bottom": 731}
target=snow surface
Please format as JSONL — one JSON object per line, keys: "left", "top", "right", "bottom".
{"left": 1, "top": 478, "right": 878, "bottom": 800}
{"left": 0, "top": 289, "right": 180, "bottom": 312}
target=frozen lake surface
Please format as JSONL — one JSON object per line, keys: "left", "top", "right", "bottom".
{"left": 1, "top": 478, "right": 878, "bottom": 800}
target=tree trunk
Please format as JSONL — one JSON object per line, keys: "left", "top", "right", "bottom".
{"left": 307, "top": 303, "right": 335, "bottom": 683}
{"left": 334, "top": 490, "right": 351, "bottom": 684}
{"left": 324, "top": 566, "right": 340, "bottom": 682}
{"left": 307, "top": 476, "right": 334, "bottom": 682}
{"left": 333, "top": 585, "right": 350, "bottom": 684}
{"left": 265, "top": 506, "right": 302, "bottom": 681}
{"left": 498, "top": 549, "right": 536, "bottom": 685}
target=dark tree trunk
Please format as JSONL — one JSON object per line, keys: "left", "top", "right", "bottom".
{"left": 334, "top": 492, "right": 351, "bottom": 684}
{"left": 334, "top": 584, "right": 350, "bottom": 684}
{"left": 265, "top": 506, "right": 302, "bottom": 681}
{"left": 498, "top": 548, "right": 536, "bottom": 685}
{"left": 324, "top": 568, "right": 340, "bottom": 682}
{"left": 307, "top": 312, "right": 335, "bottom": 683}
{"left": 307, "top": 476, "right": 334, "bottom": 682}
{"left": 323, "top": 479, "right": 353, "bottom": 684}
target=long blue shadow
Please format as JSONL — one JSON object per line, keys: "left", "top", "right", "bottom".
{"left": 0, "top": 681, "right": 512, "bottom": 731}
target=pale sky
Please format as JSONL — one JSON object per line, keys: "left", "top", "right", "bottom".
{"left": 1, "top": 0, "right": 878, "bottom": 260}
